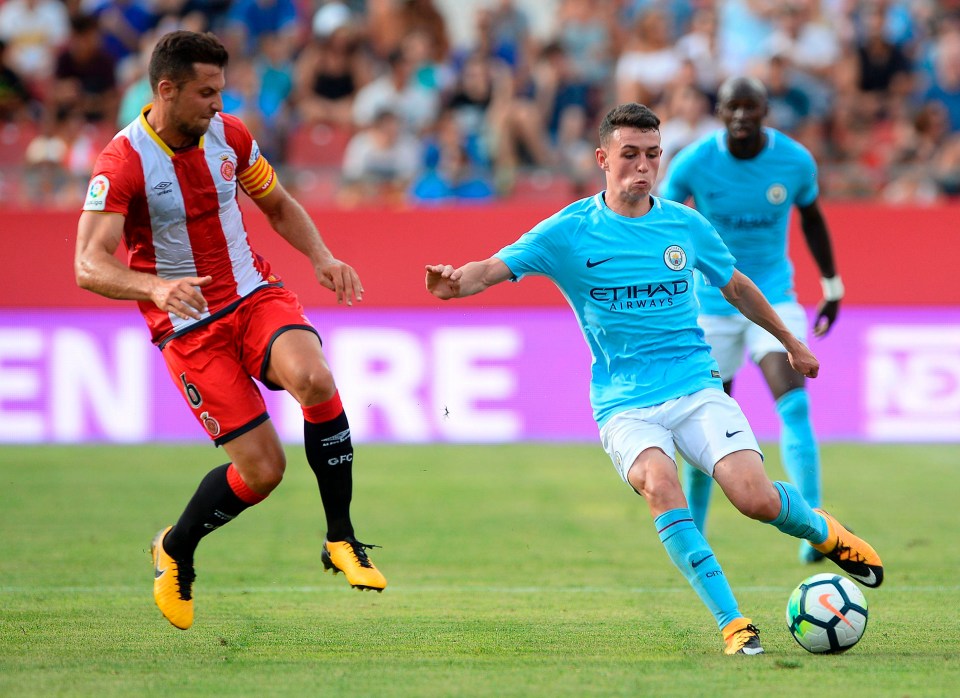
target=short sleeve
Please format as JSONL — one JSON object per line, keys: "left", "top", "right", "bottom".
{"left": 82, "top": 137, "right": 142, "bottom": 214}
{"left": 223, "top": 113, "right": 278, "bottom": 199}
{"left": 690, "top": 209, "right": 736, "bottom": 288}
{"left": 494, "top": 213, "right": 567, "bottom": 281}
{"left": 794, "top": 146, "right": 819, "bottom": 207}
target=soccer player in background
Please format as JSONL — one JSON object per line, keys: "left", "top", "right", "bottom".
{"left": 659, "top": 76, "right": 842, "bottom": 564}
{"left": 74, "top": 30, "right": 387, "bottom": 631}
{"left": 425, "top": 103, "right": 882, "bottom": 655}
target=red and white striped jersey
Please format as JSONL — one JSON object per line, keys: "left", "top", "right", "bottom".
{"left": 83, "top": 109, "right": 281, "bottom": 345}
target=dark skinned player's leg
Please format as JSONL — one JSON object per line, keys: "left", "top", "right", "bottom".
{"left": 266, "top": 329, "right": 386, "bottom": 590}
{"left": 758, "top": 352, "right": 823, "bottom": 563}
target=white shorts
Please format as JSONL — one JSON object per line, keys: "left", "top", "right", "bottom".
{"left": 599, "top": 388, "right": 762, "bottom": 484}
{"left": 698, "top": 302, "right": 808, "bottom": 380}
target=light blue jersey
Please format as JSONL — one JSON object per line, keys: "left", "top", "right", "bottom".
{"left": 495, "top": 193, "right": 736, "bottom": 427}
{"left": 659, "top": 127, "right": 818, "bottom": 316}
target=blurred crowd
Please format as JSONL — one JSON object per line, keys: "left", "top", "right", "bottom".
{"left": 1, "top": 0, "right": 960, "bottom": 208}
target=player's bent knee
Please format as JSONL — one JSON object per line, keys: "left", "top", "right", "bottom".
{"left": 288, "top": 368, "right": 336, "bottom": 406}
{"left": 243, "top": 459, "right": 286, "bottom": 494}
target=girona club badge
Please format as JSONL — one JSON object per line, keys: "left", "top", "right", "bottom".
{"left": 220, "top": 156, "right": 235, "bottom": 181}
{"left": 200, "top": 411, "right": 221, "bottom": 437}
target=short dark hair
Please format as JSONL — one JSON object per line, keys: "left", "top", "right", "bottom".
{"left": 598, "top": 103, "right": 660, "bottom": 146}
{"left": 148, "top": 30, "right": 229, "bottom": 93}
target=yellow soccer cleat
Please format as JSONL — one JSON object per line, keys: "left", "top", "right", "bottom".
{"left": 151, "top": 526, "right": 195, "bottom": 629}
{"left": 722, "top": 617, "right": 764, "bottom": 655}
{"left": 811, "top": 509, "right": 884, "bottom": 588}
{"left": 321, "top": 537, "right": 387, "bottom": 591}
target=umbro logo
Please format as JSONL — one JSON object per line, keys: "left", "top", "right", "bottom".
{"left": 586, "top": 257, "right": 614, "bottom": 268}
{"left": 153, "top": 181, "right": 174, "bottom": 196}
{"left": 725, "top": 430, "right": 743, "bottom": 438}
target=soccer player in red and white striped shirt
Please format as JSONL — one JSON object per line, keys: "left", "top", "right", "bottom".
{"left": 75, "top": 30, "right": 386, "bottom": 630}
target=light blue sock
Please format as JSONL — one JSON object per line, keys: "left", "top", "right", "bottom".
{"left": 776, "top": 388, "right": 822, "bottom": 508}
{"left": 766, "top": 481, "right": 828, "bottom": 544}
{"left": 655, "top": 508, "right": 741, "bottom": 630}
{"left": 682, "top": 460, "right": 713, "bottom": 534}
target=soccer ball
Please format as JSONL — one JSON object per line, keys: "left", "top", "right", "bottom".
{"left": 786, "top": 573, "right": 868, "bottom": 653}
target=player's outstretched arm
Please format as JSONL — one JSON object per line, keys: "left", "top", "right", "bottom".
{"left": 720, "top": 269, "right": 819, "bottom": 378}
{"left": 425, "top": 258, "right": 512, "bottom": 300}
{"left": 254, "top": 181, "right": 363, "bottom": 306}
{"left": 75, "top": 211, "right": 211, "bottom": 320}
{"left": 798, "top": 200, "right": 842, "bottom": 337}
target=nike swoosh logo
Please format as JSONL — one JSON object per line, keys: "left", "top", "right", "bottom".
{"left": 154, "top": 561, "right": 166, "bottom": 579}
{"left": 691, "top": 554, "right": 714, "bottom": 569}
{"left": 818, "top": 593, "right": 854, "bottom": 628}
{"left": 586, "top": 257, "right": 614, "bottom": 268}
{"left": 725, "top": 430, "right": 743, "bottom": 438}
{"left": 850, "top": 569, "right": 877, "bottom": 587}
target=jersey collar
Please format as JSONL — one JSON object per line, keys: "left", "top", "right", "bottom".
{"left": 139, "top": 105, "right": 206, "bottom": 157}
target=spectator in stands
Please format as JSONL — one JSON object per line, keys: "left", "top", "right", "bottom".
{"left": 762, "top": 54, "right": 814, "bottom": 137}
{"left": 401, "top": 27, "right": 453, "bottom": 96}
{"left": 0, "top": 0, "right": 70, "bottom": 89}
{"left": 396, "top": 0, "right": 449, "bottom": 66}
{"left": 486, "top": 0, "right": 532, "bottom": 70}
{"left": 339, "top": 106, "right": 422, "bottom": 207}
{"left": 223, "top": 0, "right": 301, "bottom": 57}
{"left": 24, "top": 107, "right": 96, "bottom": 205}
{"left": 116, "top": 31, "right": 158, "bottom": 128}
{"left": 854, "top": 1, "right": 914, "bottom": 121}
{"left": 533, "top": 41, "right": 597, "bottom": 193}
{"left": 920, "top": 25, "right": 960, "bottom": 132}
{"left": 295, "top": 15, "right": 372, "bottom": 128}
{"left": 657, "top": 83, "right": 721, "bottom": 173}
{"left": 50, "top": 15, "right": 119, "bottom": 124}
{"left": 411, "top": 123, "right": 495, "bottom": 205}
{"left": 0, "top": 39, "right": 33, "bottom": 121}
{"left": 555, "top": 0, "right": 615, "bottom": 90}
{"left": 673, "top": 6, "right": 725, "bottom": 98}
{"left": 616, "top": 7, "right": 683, "bottom": 108}
{"left": 716, "top": 0, "right": 776, "bottom": 76}
{"left": 220, "top": 55, "right": 286, "bottom": 162}
{"left": 87, "top": 0, "right": 157, "bottom": 68}
{"left": 352, "top": 48, "right": 439, "bottom": 133}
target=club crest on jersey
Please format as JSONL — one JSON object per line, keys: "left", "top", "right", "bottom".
{"left": 766, "top": 183, "right": 787, "bottom": 205}
{"left": 663, "top": 245, "right": 687, "bottom": 271}
{"left": 200, "top": 411, "right": 221, "bottom": 437}
{"left": 220, "top": 155, "right": 235, "bottom": 181}
{"left": 85, "top": 175, "right": 110, "bottom": 210}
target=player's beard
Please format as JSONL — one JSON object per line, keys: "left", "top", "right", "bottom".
{"left": 175, "top": 114, "right": 213, "bottom": 141}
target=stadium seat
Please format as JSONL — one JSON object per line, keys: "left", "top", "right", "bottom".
{"left": 0, "top": 122, "right": 39, "bottom": 166}
{"left": 284, "top": 123, "right": 353, "bottom": 168}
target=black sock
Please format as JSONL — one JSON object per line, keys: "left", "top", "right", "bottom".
{"left": 304, "top": 410, "right": 354, "bottom": 541}
{"left": 164, "top": 464, "right": 258, "bottom": 561}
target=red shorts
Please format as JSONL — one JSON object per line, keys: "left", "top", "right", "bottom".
{"left": 160, "top": 285, "right": 318, "bottom": 445}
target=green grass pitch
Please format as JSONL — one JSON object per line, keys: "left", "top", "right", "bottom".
{"left": 1, "top": 443, "right": 958, "bottom": 697}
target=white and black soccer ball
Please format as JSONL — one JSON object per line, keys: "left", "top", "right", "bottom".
{"left": 786, "top": 573, "right": 868, "bottom": 653}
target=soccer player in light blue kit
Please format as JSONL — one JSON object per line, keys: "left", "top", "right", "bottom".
{"left": 659, "top": 77, "right": 843, "bottom": 564}
{"left": 425, "top": 103, "right": 882, "bottom": 655}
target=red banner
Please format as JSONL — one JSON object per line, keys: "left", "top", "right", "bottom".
{"left": 4, "top": 202, "right": 958, "bottom": 308}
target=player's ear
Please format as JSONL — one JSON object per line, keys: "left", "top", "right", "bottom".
{"left": 157, "top": 78, "right": 177, "bottom": 102}
{"left": 596, "top": 148, "right": 608, "bottom": 170}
